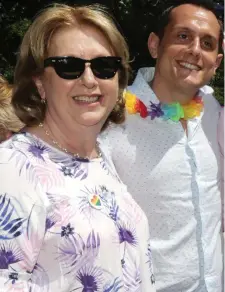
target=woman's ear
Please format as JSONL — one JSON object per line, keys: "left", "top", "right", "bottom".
{"left": 148, "top": 32, "right": 160, "bottom": 59}
{"left": 33, "top": 77, "right": 45, "bottom": 100}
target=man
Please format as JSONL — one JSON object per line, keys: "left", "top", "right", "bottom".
{"left": 101, "top": 0, "right": 224, "bottom": 291}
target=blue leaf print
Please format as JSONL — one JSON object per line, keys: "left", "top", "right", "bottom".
{"left": 28, "top": 144, "right": 46, "bottom": 161}
{"left": 72, "top": 266, "right": 103, "bottom": 292}
{"left": 58, "top": 235, "right": 85, "bottom": 271}
{"left": 151, "top": 274, "right": 156, "bottom": 286}
{"left": 58, "top": 230, "right": 100, "bottom": 274}
{"left": 103, "top": 277, "right": 123, "bottom": 292}
{"left": 45, "top": 216, "right": 57, "bottom": 232}
{"left": 53, "top": 156, "right": 79, "bottom": 168}
{"left": 100, "top": 155, "right": 121, "bottom": 182}
{"left": 0, "top": 195, "right": 10, "bottom": 217}
{"left": 146, "top": 241, "right": 155, "bottom": 285}
{"left": 0, "top": 242, "right": 23, "bottom": 269}
{"left": 118, "top": 225, "right": 137, "bottom": 246}
{"left": 123, "top": 263, "right": 142, "bottom": 292}
{"left": 73, "top": 160, "right": 89, "bottom": 180}
{"left": 46, "top": 192, "right": 70, "bottom": 206}
{"left": 74, "top": 169, "right": 87, "bottom": 180}
{"left": 117, "top": 222, "right": 137, "bottom": 268}
{"left": 109, "top": 199, "right": 119, "bottom": 222}
{"left": 0, "top": 194, "right": 26, "bottom": 240}
{"left": 86, "top": 230, "right": 100, "bottom": 250}
{"left": 59, "top": 158, "right": 89, "bottom": 180}
{"left": 4, "top": 218, "right": 25, "bottom": 233}
{"left": 96, "top": 185, "right": 116, "bottom": 208}
{"left": 75, "top": 169, "right": 84, "bottom": 178}
{"left": 26, "top": 162, "right": 31, "bottom": 169}
{"left": 81, "top": 171, "right": 88, "bottom": 180}
{"left": 77, "top": 270, "right": 98, "bottom": 291}
{"left": 8, "top": 137, "right": 49, "bottom": 176}
{"left": 100, "top": 160, "right": 109, "bottom": 175}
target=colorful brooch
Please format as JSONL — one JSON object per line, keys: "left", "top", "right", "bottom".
{"left": 88, "top": 193, "right": 102, "bottom": 210}
{"left": 124, "top": 90, "right": 203, "bottom": 122}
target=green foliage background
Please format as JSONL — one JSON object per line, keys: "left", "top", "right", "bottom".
{"left": 0, "top": 0, "right": 224, "bottom": 104}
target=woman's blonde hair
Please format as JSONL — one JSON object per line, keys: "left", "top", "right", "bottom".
{"left": 12, "top": 3, "right": 130, "bottom": 130}
{"left": 0, "top": 76, "right": 24, "bottom": 142}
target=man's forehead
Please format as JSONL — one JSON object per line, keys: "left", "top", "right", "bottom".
{"left": 168, "top": 4, "right": 220, "bottom": 37}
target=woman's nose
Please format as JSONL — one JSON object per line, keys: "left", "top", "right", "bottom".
{"left": 80, "top": 63, "right": 98, "bottom": 89}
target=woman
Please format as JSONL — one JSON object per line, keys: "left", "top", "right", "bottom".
{"left": 0, "top": 3, "right": 155, "bottom": 292}
{"left": 0, "top": 75, "right": 23, "bottom": 141}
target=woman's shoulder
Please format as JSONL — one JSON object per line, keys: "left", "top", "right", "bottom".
{"left": 0, "top": 131, "right": 51, "bottom": 175}
{"left": 0, "top": 132, "right": 49, "bottom": 203}
{"left": 0, "top": 132, "right": 32, "bottom": 158}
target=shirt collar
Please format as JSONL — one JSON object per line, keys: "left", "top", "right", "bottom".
{"left": 128, "top": 67, "right": 158, "bottom": 107}
{"left": 128, "top": 67, "right": 213, "bottom": 107}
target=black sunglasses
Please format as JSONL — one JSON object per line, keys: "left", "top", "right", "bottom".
{"left": 44, "top": 56, "right": 122, "bottom": 80}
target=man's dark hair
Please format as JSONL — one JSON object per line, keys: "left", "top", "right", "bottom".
{"left": 154, "top": 0, "right": 224, "bottom": 53}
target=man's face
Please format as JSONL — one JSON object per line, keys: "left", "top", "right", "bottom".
{"left": 148, "top": 4, "right": 223, "bottom": 95}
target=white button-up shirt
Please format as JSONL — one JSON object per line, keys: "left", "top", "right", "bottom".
{"left": 101, "top": 68, "right": 223, "bottom": 292}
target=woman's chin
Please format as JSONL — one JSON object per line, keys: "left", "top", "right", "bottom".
{"left": 74, "top": 113, "right": 107, "bottom": 129}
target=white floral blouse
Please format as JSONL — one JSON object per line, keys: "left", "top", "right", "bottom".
{"left": 0, "top": 132, "right": 155, "bottom": 292}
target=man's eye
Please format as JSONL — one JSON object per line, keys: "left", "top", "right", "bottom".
{"left": 203, "top": 40, "right": 212, "bottom": 49}
{"left": 178, "top": 33, "right": 188, "bottom": 39}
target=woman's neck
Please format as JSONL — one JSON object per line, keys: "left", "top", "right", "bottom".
{"left": 27, "top": 116, "right": 102, "bottom": 159}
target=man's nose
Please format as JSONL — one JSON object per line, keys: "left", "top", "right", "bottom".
{"left": 189, "top": 38, "right": 201, "bottom": 57}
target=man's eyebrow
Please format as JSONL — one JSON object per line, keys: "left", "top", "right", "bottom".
{"left": 172, "top": 26, "right": 218, "bottom": 41}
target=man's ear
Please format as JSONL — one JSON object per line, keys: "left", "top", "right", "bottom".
{"left": 213, "top": 53, "right": 223, "bottom": 73}
{"left": 148, "top": 32, "right": 160, "bottom": 59}
{"left": 33, "top": 77, "right": 45, "bottom": 100}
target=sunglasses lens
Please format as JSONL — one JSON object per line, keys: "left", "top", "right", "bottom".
{"left": 55, "top": 57, "right": 84, "bottom": 79}
{"left": 45, "top": 57, "right": 122, "bottom": 80}
{"left": 92, "top": 57, "right": 121, "bottom": 79}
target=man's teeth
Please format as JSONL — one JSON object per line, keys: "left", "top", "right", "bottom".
{"left": 73, "top": 96, "right": 99, "bottom": 102}
{"left": 179, "top": 62, "right": 200, "bottom": 70}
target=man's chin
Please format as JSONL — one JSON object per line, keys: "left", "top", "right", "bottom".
{"left": 181, "top": 76, "right": 205, "bottom": 88}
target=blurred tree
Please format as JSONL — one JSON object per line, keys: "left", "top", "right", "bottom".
{"left": 0, "top": 0, "right": 224, "bottom": 104}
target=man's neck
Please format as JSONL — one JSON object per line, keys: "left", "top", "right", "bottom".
{"left": 150, "top": 77, "right": 198, "bottom": 105}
